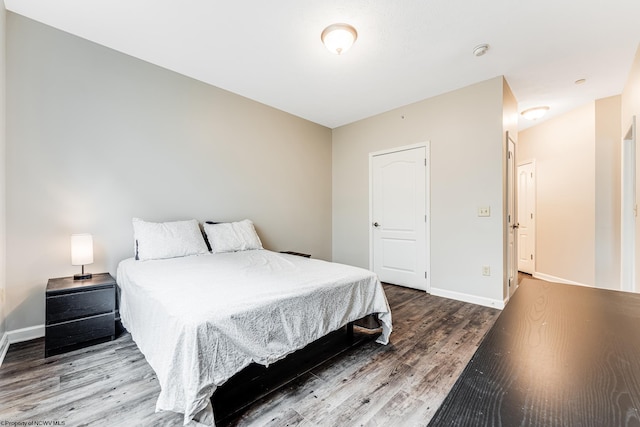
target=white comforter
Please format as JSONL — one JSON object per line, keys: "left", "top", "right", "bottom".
{"left": 117, "top": 250, "right": 392, "bottom": 426}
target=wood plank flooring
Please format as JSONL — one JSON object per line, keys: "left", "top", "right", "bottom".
{"left": 0, "top": 284, "right": 500, "bottom": 426}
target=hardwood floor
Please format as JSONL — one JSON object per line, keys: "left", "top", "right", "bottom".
{"left": 0, "top": 284, "right": 500, "bottom": 426}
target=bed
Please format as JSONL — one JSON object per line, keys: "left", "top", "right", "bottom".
{"left": 116, "top": 218, "right": 392, "bottom": 426}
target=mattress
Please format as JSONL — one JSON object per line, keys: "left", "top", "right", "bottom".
{"left": 116, "top": 249, "right": 392, "bottom": 425}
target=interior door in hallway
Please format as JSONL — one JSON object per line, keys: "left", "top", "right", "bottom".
{"left": 371, "top": 145, "right": 428, "bottom": 291}
{"left": 517, "top": 161, "right": 536, "bottom": 274}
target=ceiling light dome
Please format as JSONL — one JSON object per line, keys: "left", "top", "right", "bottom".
{"left": 321, "top": 23, "right": 357, "bottom": 55}
{"left": 521, "top": 106, "right": 549, "bottom": 121}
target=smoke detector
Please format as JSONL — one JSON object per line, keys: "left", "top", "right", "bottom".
{"left": 473, "top": 44, "right": 490, "bottom": 57}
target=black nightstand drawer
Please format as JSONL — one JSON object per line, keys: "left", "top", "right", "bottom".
{"left": 45, "top": 312, "right": 115, "bottom": 354}
{"left": 46, "top": 288, "right": 115, "bottom": 324}
{"left": 45, "top": 273, "right": 117, "bottom": 357}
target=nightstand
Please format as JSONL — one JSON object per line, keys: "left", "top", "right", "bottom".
{"left": 45, "top": 273, "right": 116, "bottom": 357}
{"left": 279, "top": 251, "right": 311, "bottom": 258}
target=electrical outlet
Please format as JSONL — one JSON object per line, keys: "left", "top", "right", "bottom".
{"left": 478, "top": 206, "right": 491, "bottom": 217}
{"left": 482, "top": 265, "right": 491, "bottom": 276}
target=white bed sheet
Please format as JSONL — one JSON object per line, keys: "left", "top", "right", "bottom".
{"left": 117, "top": 249, "right": 392, "bottom": 426}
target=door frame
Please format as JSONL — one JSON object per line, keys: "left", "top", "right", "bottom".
{"left": 368, "top": 141, "right": 430, "bottom": 292}
{"left": 621, "top": 116, "right": 636, "bottom": 292}
{"left": 506, "top": 132, "right": 518, "bottom": 299}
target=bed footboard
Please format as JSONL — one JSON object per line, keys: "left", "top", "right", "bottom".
{"left": 346, "top": 321, "right": 354, "bottom": 342}
{"left": 213, "top": 319, "right": 380, "bottom": 424}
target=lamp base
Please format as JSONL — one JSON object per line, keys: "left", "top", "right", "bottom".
{"left": 73, "top": 273, "right": 93, "bottom": 280}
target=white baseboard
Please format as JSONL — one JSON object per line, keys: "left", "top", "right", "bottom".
{"left": 7, "top": 324, "right": 45, "bottom": 344}
{"left": 430, "top": 287, "right": 505, "bottom": 310}
{"left": 533, "top": 272, "right": 591, "bottom": 288}
{"left": 0, "top": 332, "right": 9, "bottom": 367}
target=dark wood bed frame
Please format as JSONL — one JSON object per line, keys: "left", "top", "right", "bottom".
{"left": 116, "top": 287, "right": 382, "bottom": 426}
{"left": 192, "top": 236, "right": 383, "bottom": 423}
{"left": 212, "top": 318, "right": 380, "bottom": 425}
{"left": 115, "top": 243, "right": 385, "bottom": 425}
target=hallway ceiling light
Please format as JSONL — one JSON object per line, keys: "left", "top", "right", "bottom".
{"left": 321, "top": 23, "right": 358, "bottom": 55}
{"left": 521, "top": 106, "right": 549, "bottom": 120}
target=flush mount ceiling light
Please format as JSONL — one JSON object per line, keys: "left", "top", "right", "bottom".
{"left": 321, "top": 23, "right": 358, "bottom": 55}
{"left": 521, "top": 106, "right": 550, "bottom": 121}
{"left": 473, "top": 43, "right": 489, "bottom": 57}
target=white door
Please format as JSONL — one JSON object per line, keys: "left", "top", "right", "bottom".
{"left": 517, "top": 161, "right": 536, "bottom": 274}
{"left": 371, "top": 146, "right": 428, "bottom": 291}
{"left": 507, "top": 134, "right": 518, "bottom": 298}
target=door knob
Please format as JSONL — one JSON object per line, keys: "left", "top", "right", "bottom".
{"left": 373, "top": 222, "right": 380, "bottom": 227}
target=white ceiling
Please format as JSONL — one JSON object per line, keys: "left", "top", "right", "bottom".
{"left": 5, "top": 0, "right": 640, "bottom": 130}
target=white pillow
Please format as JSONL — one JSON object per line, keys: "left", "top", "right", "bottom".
{"left": 203, "top": 219, "right": 263, "bottom": 254}
{"left": 133, "top": 218, "right": 208, "bottom": 261}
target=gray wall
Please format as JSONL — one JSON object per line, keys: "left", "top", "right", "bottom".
{"left": 6, "top": 13, "right": 332, "bottom": 333}
{"left": 332, "top": 77, "right": 508, "bottom": 307}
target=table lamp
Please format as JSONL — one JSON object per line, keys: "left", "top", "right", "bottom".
{"left": 71, "top": 233, "right": 93, "bottom": 280}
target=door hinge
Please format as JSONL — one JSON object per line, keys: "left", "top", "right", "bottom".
{"left": 531, "top": 254, "right": 533, "bottom": 260}
{"left": 531, "top": 213, "right": 533, "bottom": 219}
{"left": 425, "top": 214, "right": 427, "bottom": 222}
{"left": 424, "top": 158, "right": 427, "bottom": 166}
{"left": 425, "top": 272, "right": 427, "bottom": 279}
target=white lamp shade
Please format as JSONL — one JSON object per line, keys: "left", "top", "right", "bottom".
{"left": 321, "top": 23, "right": 357, "bottom": 55}
{"left": 71, "top": 233, "right": 94, "bottom": 266}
